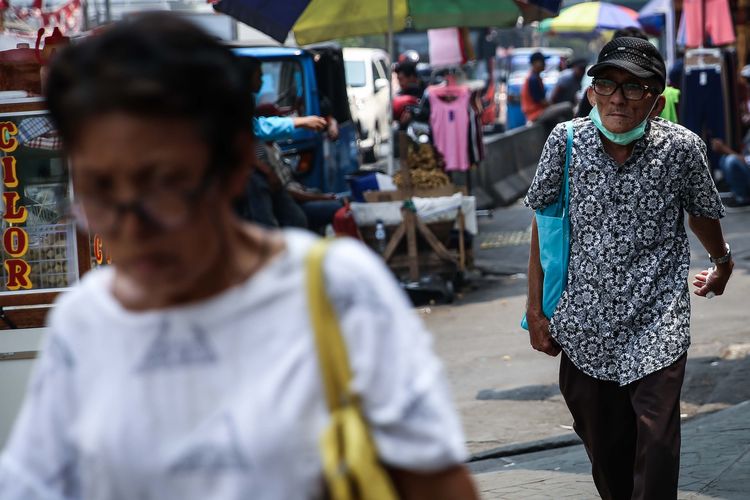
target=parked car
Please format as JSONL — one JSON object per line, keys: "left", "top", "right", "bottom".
{"left": 343, "top": 47, "right": 391, "bottom": 163}
{"left": 233, "top": 45, "right": 360, "bottom": 194}
{"left": 502, "top": 47, "right": 574, "bottom": 130}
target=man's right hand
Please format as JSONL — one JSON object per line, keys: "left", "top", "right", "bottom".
{"left": 293, "top": 115, "right": 327, "bottom": 132}
{"left": 527, "top": 312, "right": 561, "bottom": 357}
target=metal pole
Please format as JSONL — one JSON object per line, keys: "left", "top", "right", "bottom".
{"left": 82, "top": 0, "right": 89, "bottom": 31}
{"left": 386, "top": 0, "right": 396, "bottom": 175}
{"left": 665, "top": 0, "right": 675, "bottom": 76}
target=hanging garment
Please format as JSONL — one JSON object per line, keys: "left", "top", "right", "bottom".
{"left": 722, "top": 49, "right": 742, "bottom": 152}
{"left": 682, "top": 0, "right": 735, "bottom": 48}
{"left": 428, "top": 28, "right": 464, "bottom": 67}
{"left": 681, "top": 66, "right": 727, "bottom": 171}
{"left": 429, "top": 84, "right": 471, "bottom": 172}
{"left": 427, "top": 27, "right": 475, "bottom": 67}
{"left": 659, "top": 86, "right": 680, "bottom": 123}
{"left": 467, "top": 94, "right": 485, "bottom": 165}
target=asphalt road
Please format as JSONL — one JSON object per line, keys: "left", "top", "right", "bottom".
{"left": 420, "top": 202, "right": 750, "bottom": 456}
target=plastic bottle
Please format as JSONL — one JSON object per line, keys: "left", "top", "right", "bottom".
{"left": 375, "top": 219, "right": 387, "bottom": 254}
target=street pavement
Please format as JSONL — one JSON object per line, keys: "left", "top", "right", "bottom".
{"left": 419, "top": 201, "right": 750, "bottom": 498}
{"left": 470, "top": 400, "right": 750, "bottom": 499}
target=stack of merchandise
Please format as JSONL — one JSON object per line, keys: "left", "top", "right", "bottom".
{"left": 394, "top": 143, "right": 451, "bottom": 190}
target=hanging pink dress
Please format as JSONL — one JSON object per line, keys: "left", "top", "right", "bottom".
{"left": 428, "top": 84, "right": 470, "bottom": 172}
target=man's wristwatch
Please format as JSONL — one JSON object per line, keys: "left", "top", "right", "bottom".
{"left": 709, "top": 243, "right": 732, "bottom": 265}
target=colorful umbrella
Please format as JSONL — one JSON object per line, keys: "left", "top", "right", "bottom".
{"left": 538, "top": 2, "right": 641, "bottom": 34}
{"left": 213, "top": 0, "right": 559, "bottom": 45}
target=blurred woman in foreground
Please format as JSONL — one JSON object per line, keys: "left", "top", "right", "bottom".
{"left": 0, "top": 13, "right": 477, "bottom": 500}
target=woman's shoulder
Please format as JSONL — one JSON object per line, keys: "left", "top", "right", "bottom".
{"left": 282, "top": 229, "right": 396, "bottom": 307}
{"left": 283, "top": 229, "right": 382, "bottom": 276}
{"left": 50, "top": 267, "right": 114, "bottom": 321}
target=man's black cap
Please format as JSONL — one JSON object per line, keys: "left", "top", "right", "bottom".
{"left": 530, "top": 52, "right": 545, "bottom": 64}
{"left": 588, "top": 36, "right": 666, "bottom": 88}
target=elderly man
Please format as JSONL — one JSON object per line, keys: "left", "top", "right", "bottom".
{"left": 525, "top": 37, "right": 733, "bottom": 499}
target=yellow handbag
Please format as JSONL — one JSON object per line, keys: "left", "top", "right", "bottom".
{"left": 306, "top": 240, "right": 399, "bottom": 500}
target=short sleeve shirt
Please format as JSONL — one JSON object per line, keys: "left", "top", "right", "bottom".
{"left": 525, "top": 118, "right": 725, "bottom": 385}
{"left": 527, "top": 72, "right": 546, "bottom": 103}
{"left": 551, "top": 70, "right": 580, "bottom": 105}
{"left": 0, "top": 230, "right": 467, "bottom": 499}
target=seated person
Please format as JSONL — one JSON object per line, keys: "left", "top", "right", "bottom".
{"left": 239, "top": 56, "right": 328, "bottom": 140}
{"left": 239, "top": 57, "right": 340, "bottom": 229}
{"left": 258, "top": 142, "right": 343, "bottom": 235}
{"left": 242, "top": 143, "right": 308, "bottom": 229}
{"left": 711, "top": 136, "right": 750, "bottom": 206}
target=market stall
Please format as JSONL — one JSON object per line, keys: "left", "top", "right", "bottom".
{"left": 347, "top": 133, "right": 478, "bottom": 301}
{"left": 0, "top": 32, "right": 108, "bottom": 445}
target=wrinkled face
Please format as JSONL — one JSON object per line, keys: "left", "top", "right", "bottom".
{"left": 587, "top": 68, "right": 664, "bottom": 134}
{"left": 70, "top": 113, "right": 247, "bottom": 305}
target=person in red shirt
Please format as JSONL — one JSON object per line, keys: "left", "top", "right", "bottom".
{"left": 521, "top": 52, "right": 549, "bottom": 122}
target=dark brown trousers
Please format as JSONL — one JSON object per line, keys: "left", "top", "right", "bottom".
{"left": 559, "top": 353, "right": 687, "bottom": 500}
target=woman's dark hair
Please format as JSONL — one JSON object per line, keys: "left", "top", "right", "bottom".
{"left": 238, "top": 56, "right": 262, "bottom": 79}
{"left": 45, "top": 12, "right": 254, "bottom": 177}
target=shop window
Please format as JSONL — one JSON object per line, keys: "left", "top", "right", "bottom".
{"left": 0, "top": 44, "right": 92, "bottom": 330}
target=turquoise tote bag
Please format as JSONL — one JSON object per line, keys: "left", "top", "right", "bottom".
{"left": 521, "top": 121, "right": 573, "bottom": 330}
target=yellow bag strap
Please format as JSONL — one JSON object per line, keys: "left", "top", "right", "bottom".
{"left": 306, "top": 238, "right": 354, "bottom": 412}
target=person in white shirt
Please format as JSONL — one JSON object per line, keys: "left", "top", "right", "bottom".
{"left": 0, "top": 13, "right": 478, "bottom": 500}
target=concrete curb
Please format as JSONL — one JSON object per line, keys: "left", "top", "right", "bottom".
{"left": 469, "top": 400, "right": 750, "bottom": 464}
{"left": 468, "top": 433, "right": 582, "bottom": 463}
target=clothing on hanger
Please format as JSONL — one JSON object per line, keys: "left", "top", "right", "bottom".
{"left": 428, "top": 28, "right": 464, "bottom": 67}
{"left": 428, "top": 84, "right": 471, "bottom": 172}
{"left": 681, "top": 0, "right": 735, "bottom": 48}
{"left": 468, "top": 94, "right": 485, "bottom": 165}
{"left": 680, "top": 47, "right": 741, "bottom": 173}
{"left": 427, "top": 27, "right": 475, "bottom": 68}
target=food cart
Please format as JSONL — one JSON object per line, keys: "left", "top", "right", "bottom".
{"left": 349, "top": 134, "right": 477, "bottom": 302}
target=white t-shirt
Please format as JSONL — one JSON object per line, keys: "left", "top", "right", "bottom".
{"left": 0, "top": 230, "right": 467, "bottom": 500}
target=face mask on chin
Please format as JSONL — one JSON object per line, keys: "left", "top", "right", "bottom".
{"left": 589, "top": 99, "right": 658, "bottom": 146}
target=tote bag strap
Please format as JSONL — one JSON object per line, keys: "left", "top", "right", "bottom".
{"left": 561, "top": 121, "right": 574, "bottom": 213}
{"left": 306, "top": 239, "right": 354, "bottom": 412}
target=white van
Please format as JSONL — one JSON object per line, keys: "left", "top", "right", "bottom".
{"left": 343, "top": 48, "right": 391, "bottom": 163}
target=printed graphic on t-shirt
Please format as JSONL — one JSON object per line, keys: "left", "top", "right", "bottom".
{"left": 137, "top": 320, "right": 217, "bottom": 372}
{"left": 168, "top": 414, "right": 250, "bottom": 474}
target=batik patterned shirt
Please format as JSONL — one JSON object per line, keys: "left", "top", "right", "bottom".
{"left": 525, "top": 117, "right": 725, "bottom": 385}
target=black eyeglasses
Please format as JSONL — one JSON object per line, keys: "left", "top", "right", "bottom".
{"left": 72, "top": 173, "right": 216, "bottom": 235}
{"left": 592, "top": 78, "right": 661, "bottom": 101}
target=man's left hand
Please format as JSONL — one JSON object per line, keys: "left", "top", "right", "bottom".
{"left": 326, "top": 117, "right": 339, "bottom": 141}
{"left": 692, "top": 262, "right": 733, "bottom": 297}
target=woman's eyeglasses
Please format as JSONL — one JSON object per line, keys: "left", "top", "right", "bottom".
{"left": 71, "top": 175, "right": 216, "bottom": 235}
